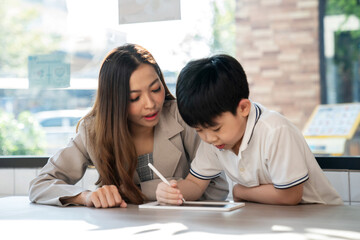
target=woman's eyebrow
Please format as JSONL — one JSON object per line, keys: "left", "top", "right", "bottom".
{"left": 130, "top": 78, "right": 159, "bottom": 93}
{"left": 149, "top": 78, "right": 160, "bottom": 87}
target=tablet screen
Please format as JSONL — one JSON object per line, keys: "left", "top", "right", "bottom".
{"left": 181, "top": 202, "right": 232, "bottom": 208}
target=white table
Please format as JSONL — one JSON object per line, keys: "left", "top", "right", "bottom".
{"left": 1, "top": 196, "right": 359, "bottom": 239}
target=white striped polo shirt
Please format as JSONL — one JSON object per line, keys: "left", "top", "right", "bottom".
{"left": 191, "top": 101, "right": 343, "bottom": 204}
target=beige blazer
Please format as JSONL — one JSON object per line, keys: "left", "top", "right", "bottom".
{"left": 29, "top": 101, "right": 228, "bottom": 206}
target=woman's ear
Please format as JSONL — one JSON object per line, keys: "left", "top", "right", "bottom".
{"left": 237, "top": 99, "right": 251, "bottom": 117}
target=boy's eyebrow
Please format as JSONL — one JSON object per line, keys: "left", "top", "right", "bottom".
{"left": 210, "top": 124, "right": 221, "bottom": 129}
{"left": 130, "top": 78, "right": 159, "bottom": 93}
{"left": 196, "top": 123, "right": 221, "bottom": 130}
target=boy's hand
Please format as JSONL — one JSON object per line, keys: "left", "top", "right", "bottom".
{"left": 232, "top": 184, "right": 245, "bottom": 202}
{"left": 156, "top": 180, "right": 184, "bottom": 205}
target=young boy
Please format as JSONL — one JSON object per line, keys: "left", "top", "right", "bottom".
{"left": 155, "top": 54, "right": 343, "bottom": 205}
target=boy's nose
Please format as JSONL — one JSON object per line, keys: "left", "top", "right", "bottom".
{"left": 204, "top": 132, "right": 217, "bottom": 143}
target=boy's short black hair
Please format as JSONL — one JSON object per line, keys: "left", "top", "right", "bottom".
{"left": 176, "top": 54, "right": 249, "bottom": 128}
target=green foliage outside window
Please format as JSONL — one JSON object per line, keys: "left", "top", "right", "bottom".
{"left": 0, "top": 110, "right": 45, "bottom": 155}
{"left": 0, "top": 0, "right": 62, "bottom": 77}
{"left": 326, "top": 0, "right": 360, "bottom": 18}
{"left": 210, "top": 0, "right": 236, "bottom": 56}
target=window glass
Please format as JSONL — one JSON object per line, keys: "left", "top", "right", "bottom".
{"left": 0, "top": 0, "right": 235, "bottom": 156}
{"left": 39, "top": 118, "right": 63, "bottom": 128}
{"left": 324, "top": 0, "right": 360, "bottom": 104}
{"left": 318, "top": 0, "right": 360, "bottom": 157}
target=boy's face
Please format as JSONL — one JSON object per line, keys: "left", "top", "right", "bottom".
{"left": 195, "top": 99, "right": 251, "bottom": 154}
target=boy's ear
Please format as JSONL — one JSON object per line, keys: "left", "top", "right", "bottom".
{"left": 237, "top": 99, "right": 251, "bottom": 117}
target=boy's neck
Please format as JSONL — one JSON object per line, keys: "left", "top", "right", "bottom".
{"left": 231, "top": 137, "right": 243, "bottom": 155}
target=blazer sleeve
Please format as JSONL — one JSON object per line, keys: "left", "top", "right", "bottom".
{"left": 29, "top": 121, "right": 92, "bottom": 206}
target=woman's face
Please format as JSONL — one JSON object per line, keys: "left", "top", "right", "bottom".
{"left": 128, "top": 64, "right": 165, "bottom": 132}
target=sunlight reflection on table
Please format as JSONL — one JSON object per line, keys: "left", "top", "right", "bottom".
{"left": 1, "top": 219, "right": 359, "bottom": 240}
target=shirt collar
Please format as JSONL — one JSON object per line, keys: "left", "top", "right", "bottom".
{"left": 237, "top": 100, "right": 262, "bottom": 155}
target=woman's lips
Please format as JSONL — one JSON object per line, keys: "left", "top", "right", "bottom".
{"left": 215, "top": 144, "right": 225, "bottom": 149}
{"left": 144, "top": 112, "right": 158, "bottom": 120}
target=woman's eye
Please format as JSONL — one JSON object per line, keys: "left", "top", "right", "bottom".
{"left": 152, "top": 86, "right": 161, "bottom": 92}
{"left": 130, "top": 96, "right": 139, "bottom": 102}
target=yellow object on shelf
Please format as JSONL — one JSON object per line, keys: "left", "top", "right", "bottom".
{"left": 303, "top": 103, "right": 360, "bottom": 155}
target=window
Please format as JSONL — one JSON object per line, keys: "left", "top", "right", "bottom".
{"left": 4, "top": 0, "right": 356, "bottom": 158}
{"left": 321, "top": 0, "right": 360, "bottom": 104}
{"left": 0, "top": 0, "right": 235, "bottom": 156}
{"left": 314, "top": 0, "right": 360, "bottom": 156}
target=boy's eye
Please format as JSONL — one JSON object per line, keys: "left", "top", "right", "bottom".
{"left": 152, "top": 86, "right": 161, "bottom": 92}
{"left": 130, "top": 96, "right": 139, "bottom": 102}
{"left": 195, "top": 128, "right": 202, "bottom": 133}
{"left": 213, "top": 127, "right": 221, "bottom": 132}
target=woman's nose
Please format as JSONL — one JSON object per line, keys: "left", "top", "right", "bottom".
{"left": 144, "top": 93, "right": 155, "bottom": 108}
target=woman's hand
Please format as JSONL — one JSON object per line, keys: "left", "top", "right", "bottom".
{"left": 83, "top": 185, "right": 127, "bottom": 208}
{"left": 155, "top": 180, "right": 184, "bottom": 205}
{"left": 62, "top": 185, "right": 127, "bottom": 208}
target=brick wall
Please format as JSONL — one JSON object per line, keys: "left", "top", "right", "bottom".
{"left": 235, "top": 0, "right": 320, "bottom": 129}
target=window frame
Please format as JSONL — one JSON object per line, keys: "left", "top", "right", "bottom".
{"left": 0, "top": 156, "right": 359, "bottom": 170}
{"left": 319, "top": 0, "right": 327, "bottom": 104}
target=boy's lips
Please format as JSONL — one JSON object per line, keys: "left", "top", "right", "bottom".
{"left": 215, "top": 144, "right": 225, "bottom": 149}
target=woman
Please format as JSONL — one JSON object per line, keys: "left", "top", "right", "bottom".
{"left": 29, "top": 44, "right": 228, "bottom": 208}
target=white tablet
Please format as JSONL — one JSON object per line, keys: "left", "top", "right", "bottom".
{"left": 139, "top": 201, "right": 245, "bottom": 212}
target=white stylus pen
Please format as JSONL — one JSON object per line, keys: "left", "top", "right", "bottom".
{"left": 148, "top": 163, "right": 186, "bottom": 203}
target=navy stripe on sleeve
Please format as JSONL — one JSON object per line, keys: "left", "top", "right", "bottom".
{"left": 274, "top": 174, "right": 309, "bottom": 189}
{"left": 190, "top": 168, "right": 221, "bottom": 180}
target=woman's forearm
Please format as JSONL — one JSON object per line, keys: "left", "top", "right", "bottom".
{"left": 61, "top": 191, "right": 89, "bottom": 206}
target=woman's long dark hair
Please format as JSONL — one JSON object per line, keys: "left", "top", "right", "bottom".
{"left": 78, "top": 44, "right": 174, "bottom": 204}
